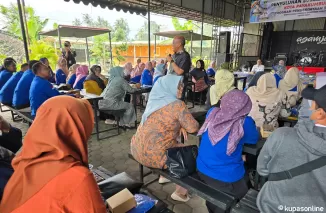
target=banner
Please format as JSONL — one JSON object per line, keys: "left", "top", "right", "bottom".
{"left": 250, "top": 0, "right": 326, "bottom": 23}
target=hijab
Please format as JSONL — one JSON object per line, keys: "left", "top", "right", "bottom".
{"left": 141, "top": 74, "right": 183, "bottom": 124}
{"left": 124, "top": 62, "right": 133, "bottom": 76}
{"left": 86, "top": 65, "right": 106, "bottom": 90}
{"left": 198, "top": 90, "right": 252, "bottom": 155}
{"left": 131, "top": 62, "right": 144, "bottom": 78}
{"left": 191, "top": 60, "right": 206, "bottom": 80}
{"left": 210, "top": 69, "right": 235, "bottom": 106}
{"left": 279, "top": 67, "right": 302, "bottom": 92}
{"left": 73, "top": 65, "right": 88, "bottom": 88}
{"left": 153, "top": 63, "right": 165, "bottom": 81}
{"left": 246, "top": 73, "right": 282, "bottom": 103}
{"left": 0, "top": 96, "right": 94, "bottom": 213}
{"left": 67, "top": 64, "right": 80, "bottom": 82}
{"left": 275, "top": 64, "right": 287, "bottom": 78}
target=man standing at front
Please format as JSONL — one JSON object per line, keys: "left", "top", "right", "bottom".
{"left": 167, "top": 36, "right": 191, "bottom": 100}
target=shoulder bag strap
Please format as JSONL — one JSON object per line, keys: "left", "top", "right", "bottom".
{"left": 268, "top": 156, "right": 326, "bottom": 181}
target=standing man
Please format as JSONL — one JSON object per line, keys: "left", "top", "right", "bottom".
{"left": 62, "top": 41, "right": 76, "bottom": 68}
{"left": 166, "top": 36, "right": 191, "bottom": 100}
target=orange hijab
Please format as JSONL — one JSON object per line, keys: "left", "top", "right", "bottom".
{"left": 0, "top": 96, "right": 94, "bottom": 213}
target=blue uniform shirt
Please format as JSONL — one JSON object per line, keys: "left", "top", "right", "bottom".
{"left": 73, "top": 76, "right": 87, "bottom": 90}
{"left": 13, "top": 69, "right": 35, "bottom": 108}
{"left": 141, "top": 69, "right": 153, "bottom": 86}
{"left": 67, "top": 73, "right": 76, "bottom": 86}
{"left": 30, "top": 76, "right": 61, "bottom": 117}
{"left": 0, "top": 71, "right": 24, "bottom": 105}
{"left": 55, "top": 69, "right": 67, "bottom": 85}
{"left": 197, "top": 110, "right": 259, "bottom": 183}
{"left": 206, "top": 68, "right": 216, "bottom": 77}
{"left": 0, "top": 70, "right": 13, "bottom": 90}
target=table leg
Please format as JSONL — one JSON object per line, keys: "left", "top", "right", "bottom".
{"left": 133, "top": 93, "right": 138, "bottom": 128}
{"left": 94, "top": 100, "right": 100, "bottom": 141}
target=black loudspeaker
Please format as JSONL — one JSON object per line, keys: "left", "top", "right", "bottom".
{"left": 218, "top": 31, "right": 231, "bottom": 54}
{"left": 216, "top": 53, "right": 231, "bottom": 67}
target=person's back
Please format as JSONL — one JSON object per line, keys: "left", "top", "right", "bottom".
{"left": 257, "top": 85, "right": 326, "bottom": 212}
{"left": 13, "top": 69, "right": 34, "bottom": 108}
{"left": 67, "top": 73, "right": 76, "bottom": 86}
{"left": 73, "top": 76, "right": 87, "bottom": 90}
{"left": 0, "top": 70, "right": 13, "bottom": 90}
{"left": 11, "top": 166, "right": 105, "bottom": 213}
{"left": 257, "top": 123, "right": 326, "bottom": 212}
{"left": 0, "top": 71, "right": 23, "bottom": 105}
{"left": 141, "top": 69, "right": 153, "bottom": 86}
{"left": 197, "top": 115, "right": 258, "bottom": 183}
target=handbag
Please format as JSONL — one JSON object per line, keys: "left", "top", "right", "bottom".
{"left": 165, "top": 145, "right": 198, "bottom": 179}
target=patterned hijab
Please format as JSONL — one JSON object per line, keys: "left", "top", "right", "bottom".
{"left": 210, "top": 69, "right": 235, "bottom": 106}
{"left": 141, "top": 74, "right": 183, "bottom": 124}
{"left": 73, "top": 65, "right": 88, "bottom": 88}
{"left": 275, "top": 65, "right": 287, "bottom": 78}
{"left": 198, "top": 90, "right": 252, "bottom": 155}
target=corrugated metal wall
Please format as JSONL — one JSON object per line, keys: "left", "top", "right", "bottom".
{"left": 273, "top": 18, "right": 326, "bottom": 31}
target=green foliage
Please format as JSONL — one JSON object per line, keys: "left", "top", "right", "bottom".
{"left": 114, "top": 43, "right": 128, "bottom": 65}
{"left": 171, "top": 17, "right": 194, "bottom": 31}
{"left": 0, "top": 3, "right": 48, "bottom": 42}
{"left": 112, "top": 18, "right": 130, "bottom": 42}
{"left": 29, "top": 40, "right": 59, "bottom": 69}
{"left": 136, "top": 21, "right": 160, "bottom": 41}
{"left": 72, "top": 18, "right": 82, "bottom": 26}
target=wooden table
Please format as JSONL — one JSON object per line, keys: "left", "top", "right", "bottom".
{"left": 128, "top": 87, "right": 152, "bottom": 127}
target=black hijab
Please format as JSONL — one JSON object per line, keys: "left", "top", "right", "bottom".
{"left": 86, "top": 65, "right": 106, "bottom": 90}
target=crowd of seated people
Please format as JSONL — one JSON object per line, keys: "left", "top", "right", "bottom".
{"left": 66, "top": 64, "right": 79, "bottom": 87}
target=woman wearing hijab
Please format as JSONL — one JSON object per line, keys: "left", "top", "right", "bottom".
{"left": 206, "top": 69, "right": 235, "bottom": 109}
{"left": 73, "top": 65, "right": 89, "bottom": 90}
{"left": 273, "top": 60, "right": 287, "bottom": 84}
{"left": 55, "top": 58, "right": 69, "bottom": 85}
{"left": 66, "top": 64, "right": 80, "bottom": 87}
{"left": 99, "top": 67, "right": 139, "bottom": 127}
{"left": 247, "top": 73, "right": 290, "bottom": 128}
{"left": 197, "top": 90, "right": 259, "bottom": 213}
{"left": 0, "top": 96, "right": 106, "bottom": 213}
{"left": 206, "top": 61, "right": 216, "bottom": 78}
{"left": 84, "top": 65, "right": 108, "bottom": 95}
{"left": 153, "top": 63, "right": 165, "bottom": 85}
{"left": 123, "top": 62, "right": 133, "bottom": 81}
{"left": 130, "top": 62, "right": 145, "bottom": 83}
{"left": 190, "top": 60, "right": 209, "bottom": 93}
{"left": 141, "top": 61, "right": 154, "bottom": 86}
{"left": 131, "top": 74, "right": 199, "bottom": 202}
{"left": 278, "top": 67, "right": 304, "bottom": 107}
{"left": 40, "top": 58, "right": 55, "bottom": 83}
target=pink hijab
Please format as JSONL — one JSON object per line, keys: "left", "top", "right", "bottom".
{"left": 73, "top": 65, "right": 89, "bottom": 88}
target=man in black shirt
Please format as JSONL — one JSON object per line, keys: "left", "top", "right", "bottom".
{"left": 166, "top": 36, "right": 191, "bottom": 100}
{"left": 62, "top": 41, "right": 77, "bottom": 68}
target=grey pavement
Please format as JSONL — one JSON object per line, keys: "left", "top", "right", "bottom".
{"left": 1, "top": 104, "right": 209, "bottom": 213}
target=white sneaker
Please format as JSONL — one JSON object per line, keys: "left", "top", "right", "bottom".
{"left": 105, "top": 119, "right": 116, "bottom": 125}
{"left": 159, "top": 176, "right": 171, "bottom": 184}
{"left": 171, "top": 192, "right": 190, "bottom": 202}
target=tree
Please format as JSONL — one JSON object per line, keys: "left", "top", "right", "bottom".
{"left": 0, "top": 3, "right": 48, "bottom": 42}
{"left": 72, "top": 18, "right": 82, "bottom": 26}
{"left": 114, "top": 43, "right": 128, "bottom": 65}
{"left": 135, "top": 21, "right": 161, "bottom": 41}
{"left": 29, "top": 40, "right": 58, "bottom": 69}
{"left": 112, "top": 18, "right": 129, "bottom": 42}
{"left": 171, "top": 17, "right": 195, "bottom": 31}
{"left": 82, "top": 14, "right": 94, "bottom": 27}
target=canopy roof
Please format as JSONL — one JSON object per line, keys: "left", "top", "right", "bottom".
{"left": 39, "top": 25, "right": 111, "bottom": 38}
{"left": 154, "top": 30, "right": 213, "bottom": 41}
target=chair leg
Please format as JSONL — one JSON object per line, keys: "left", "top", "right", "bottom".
{"left": 117, "top": 117, "right": 120, "bottom": 134}
{"left": 139, "top": 163, "right": 144, "bottom": 182}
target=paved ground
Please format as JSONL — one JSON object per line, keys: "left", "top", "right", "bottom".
{"left": 1, "top": 104, "right": 209, "bottom": 213}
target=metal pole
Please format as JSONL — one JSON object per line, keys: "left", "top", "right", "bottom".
{"left": 17, "top": 0, "right": 29, "bottom": 62}
{"left": 190, "top": 31, "right": 193, "bottom": 59}
{"left": 154, "top": 35, "right": 157, "bottom": 60}
{"left": 57, "top": 27, "right": 62, "bottom": 49}
{"left": 200, "top": 0, "right": 205, "bottom": 58}
{"left": 148, "top": 0, "right": 151, "bottom": 61}
{"left": 86, "top": 37, "right": 90, "bottom": 67}
{"left": 109, "top": 32, "right": 113, "bottom": 67}
{"left": 21, "top": 0, "right": 30, "bottom": 45}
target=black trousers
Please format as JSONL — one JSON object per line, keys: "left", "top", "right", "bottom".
{"left": 198, "top": 172, "right": 248, "bottom": 213}
{"left": 0, "top": 127, "right": 22, "bottom": 153}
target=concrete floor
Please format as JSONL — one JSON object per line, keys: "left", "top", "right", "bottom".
{"left": 1, "top": 104, "right": 209, "bottom": 213}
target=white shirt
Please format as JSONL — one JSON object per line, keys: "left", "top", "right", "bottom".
{"left": 315, "top": 124, "right": 326, "bottom": 128}
{"left": 251, "top": 64, "right": 265, "bottom": 73}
